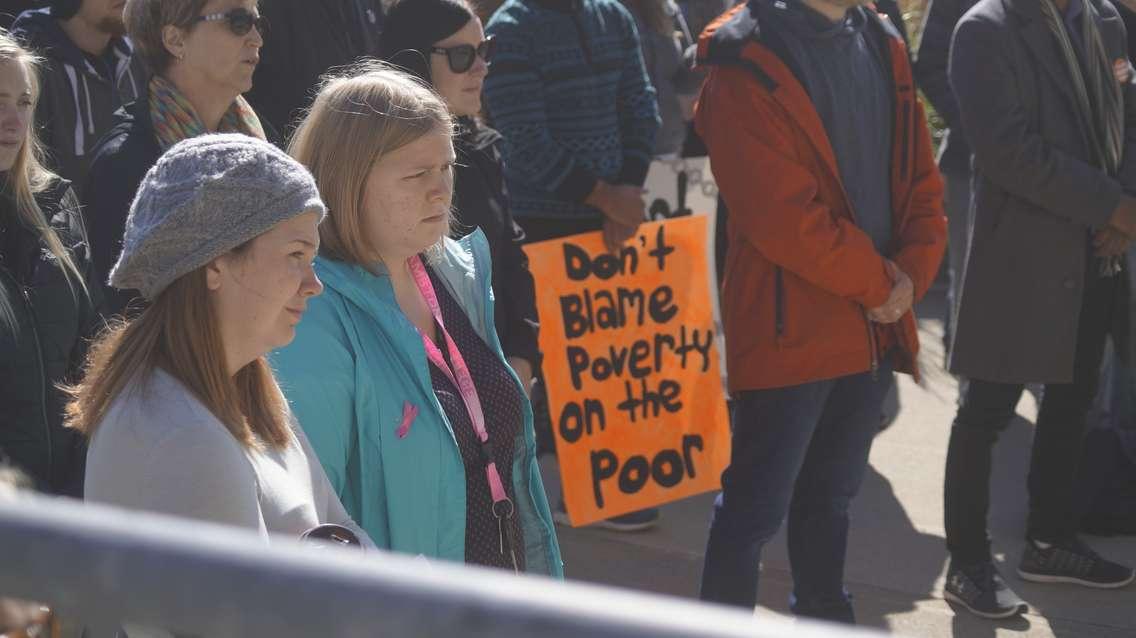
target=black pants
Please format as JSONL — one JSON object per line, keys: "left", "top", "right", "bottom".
{"left": 944, "top": 263, "right": 1119, "bottom": 564}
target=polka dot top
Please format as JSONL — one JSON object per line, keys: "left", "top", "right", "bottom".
{"left": 426, "top": 265, "right": 527, "bottom": 571}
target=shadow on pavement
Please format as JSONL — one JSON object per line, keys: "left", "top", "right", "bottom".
{"left": 850, "top": 465, "right": 946, "bottom": 632}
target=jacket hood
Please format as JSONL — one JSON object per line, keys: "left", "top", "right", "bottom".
{"left": 522, "top": 0, "right": 584, "bottom": 13}
{"left": 13, "top": 8, "right": 145, "bottom": 162}
{"left": 12, "top": 8, "right": 135, "bottom": 73}
{"left": 315, "top": 231, "right": 486, "bottom": 323}
{"left": 696, "top": 0, "right": 902, "bottom": 76}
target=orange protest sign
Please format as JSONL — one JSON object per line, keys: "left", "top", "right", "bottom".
{"left": 523, "top": 216, "right": 731, "bottom": 526}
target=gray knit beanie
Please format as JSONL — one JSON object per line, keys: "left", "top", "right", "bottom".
{"left": 110, "top": 134, "right": 327, "bottom": 299}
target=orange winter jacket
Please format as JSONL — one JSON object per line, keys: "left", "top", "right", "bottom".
{"left": 696, "top": 1, "right": 947, "bottom": 392}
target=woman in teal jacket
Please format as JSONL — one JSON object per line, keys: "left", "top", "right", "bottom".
{"left": 273, "top": 63, "right": 561, "bottom": 576}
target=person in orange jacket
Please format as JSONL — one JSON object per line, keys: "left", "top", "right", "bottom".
{"left": 693, "top": 0, "right": 946, "bottom": 623}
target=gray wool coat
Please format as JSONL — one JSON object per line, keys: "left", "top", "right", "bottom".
{"left": 947, "top": 0, "right": 1136, "bottom": 383}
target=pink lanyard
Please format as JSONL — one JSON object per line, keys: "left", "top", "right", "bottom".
{"left": 408, "top": 256, "right": 519, "bottom": 570}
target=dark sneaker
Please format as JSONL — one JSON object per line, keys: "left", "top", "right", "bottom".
{"left": 596, "top": 508, "right": 660, "bottom": 532}
{"left": 1018, "top": 538, "right": 1135, "bottom": 588}
{"left": 944, "top": 561, "right": 1028, "bottom": 619}
{"left": 552, "top": 503, "right": 660, "bottom": 531}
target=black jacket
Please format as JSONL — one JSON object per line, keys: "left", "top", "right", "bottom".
{"left": 83, "top": 93, "right": 281, "bottom": 317}
{"left": 914, "top": 0, "right": 979, "bottom": 174}
{"left": 247, "top": 0, "right": 383, "bottom": 137}
{"left": 12, "top": 8, "right": 149, "bottom": 197}
{"left": 0, "top": 178, "right": 103, "bottom": 496}
{"left": 82, "top": 97, "right": 161, "bottom": 317}
{"left": 453, "top": 120, "right": 540, "bottom": 367}
{"left": 1120, "top": 2, "right": 1136, "bottom": 56}
{"left": 0, "top": 1, "right": 34, "bottom": 31}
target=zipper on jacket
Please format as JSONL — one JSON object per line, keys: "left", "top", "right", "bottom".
{"left": 865, "top": 316, "right": 880, "bottom": 380}
{"left": 899, "top": 95, "right": 911, "bottom": 182}
{"left": 774, "top": 266, "right": 785, "bottom": 341}
{"left": 570, "top": 12, "right": 594, "bottom": 66}
{"left": 20, "top": 284, "right": 54, "bottom": 482}
{"left": 830, "top": 175, "right": 882, "bottom": 378}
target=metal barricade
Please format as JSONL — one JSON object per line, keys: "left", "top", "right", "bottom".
{"left": 0, "top": 495, "right": 884, "bottom": 637}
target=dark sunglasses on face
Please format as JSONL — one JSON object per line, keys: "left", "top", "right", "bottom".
{"left": 195, "top": 8, "right": 269, "bottom": 37}
{"left": 430, "top": 36, "right": 494, "bottom": 74}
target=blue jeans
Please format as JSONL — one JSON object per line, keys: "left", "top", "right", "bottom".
{"left": 699, "top": 363, "right": 894, "bottom": 622}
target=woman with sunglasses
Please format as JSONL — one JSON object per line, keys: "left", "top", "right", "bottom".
{"left": 379, "top": 0, "right": 541, "bottom": 396}
{"left": 274, "top": 63, "right": 562, "bottom": 575}
{"left": 81, "top": 0, "right": 273, "bottom": 316}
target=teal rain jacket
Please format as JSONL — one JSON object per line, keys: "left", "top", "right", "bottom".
{"left": 272, "top": 231, "right": 563, "bottom": 576}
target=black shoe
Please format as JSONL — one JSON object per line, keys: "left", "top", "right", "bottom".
{"left": 1018, "top": 538, "right": 1135, "bottom": 589}
{"left": 551, "top": 503, "right": 660, "bottom": 532}
{"left": 944, "top": 561, "right": 1028, "bottom": 619}
{"left": 596, "top": 508, "right": 660, "bottom": 532}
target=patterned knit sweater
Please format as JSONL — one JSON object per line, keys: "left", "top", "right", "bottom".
{"left": 484, "top": 0, "right": 661, "bottom": 221}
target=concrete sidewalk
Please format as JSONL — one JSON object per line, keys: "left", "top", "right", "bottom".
{"left": 544, "top": 291, "right": 1136, "bottom": 637}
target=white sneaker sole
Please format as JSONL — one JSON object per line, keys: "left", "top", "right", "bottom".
{"left": 1017, "top": 568, "right": 1136, "bottom": 589}
{"left": 551, "top": 509, "right": 659, "bottom": 532}
{"left": 594, "top": 518, "right": 658, "bottom": 533}
{"left": 943, "top": 590, "right": 1028, "bottom": 620}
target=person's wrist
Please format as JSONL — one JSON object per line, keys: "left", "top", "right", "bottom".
{"left": 585, "top": 181, "right": 611, "bottom": 211}
{"left": 1109, "top": 195, "right": 1136, "bottom": 236}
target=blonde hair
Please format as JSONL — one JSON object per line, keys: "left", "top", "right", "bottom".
{"left": 0, "top": 33, "right": 87, "bottom": 332}
{"left": 123, "top": 0, "right": 210, "bottom": 75}
{"left": 288, "top": 61, "right": 454, "bottom": 268}
{"left": 65, "top": 257, "right": 293, "bottom": 451}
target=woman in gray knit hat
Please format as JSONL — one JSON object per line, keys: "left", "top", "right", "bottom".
{"left": 66, "top": 133, "right": 370, "bottom": 548}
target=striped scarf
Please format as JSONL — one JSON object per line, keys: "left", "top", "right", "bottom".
{"left": 1039, "top": 0, "right": 1124, "bottom": 175}
{"left": 148, "top": 76, "right": 266, "bottom": 151}
{"left": 1040, "top": 0, "right": 1125, "bottom": 275}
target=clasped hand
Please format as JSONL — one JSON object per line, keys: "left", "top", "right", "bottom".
{"left": 868, "top": 260, "right": 913, "bottom": 324}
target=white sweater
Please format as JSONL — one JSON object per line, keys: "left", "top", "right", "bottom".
{"left": 85, "top": 367, "right": 369, "bottom": 546}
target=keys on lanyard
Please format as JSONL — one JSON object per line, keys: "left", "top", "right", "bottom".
{"left": 409, "top": 255, "right": 520, "bottom": 574}
{"left": 1099, "top": 255, "right": 1124, "bottom": 277}
{"left": 494, "top": 499, "right": 520, "bottom": 574}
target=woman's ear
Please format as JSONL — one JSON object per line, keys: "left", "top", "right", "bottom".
{"left": 162, "top": 24, "right": 188, "bottom": 62}
{"left": 204, "top": 258, "right": 225, "bottom": 292}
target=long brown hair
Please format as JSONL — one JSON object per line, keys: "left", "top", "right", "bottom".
{"left": 64, "top": 256, "right": 292, "bottom": 451}
{"left": 0, "top": 33, "right": 87, "bottom": 332}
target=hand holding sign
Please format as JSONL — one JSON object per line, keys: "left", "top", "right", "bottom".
{"left": 586, "top": 181, "right": 647, "bottom": 230}
{"left": 602, "top": 218, "right": 638, "bottom": 254}
{"left": 524, "top": 217, "right": 730, "bottom": 525}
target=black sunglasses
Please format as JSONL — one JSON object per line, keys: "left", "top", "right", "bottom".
{"left": 430, "top": 37, "right": 494, "bottom": 74}
{"left": 195, "top": 8, "right": 269, "bottom": 37}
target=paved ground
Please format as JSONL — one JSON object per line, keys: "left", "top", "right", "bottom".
{"left": 541, "top": 291, "right": 1136, "bottom": 637}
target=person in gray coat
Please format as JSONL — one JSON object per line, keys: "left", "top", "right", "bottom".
{"left": 945, "top": 0, "right": 1136, "bottom": 619}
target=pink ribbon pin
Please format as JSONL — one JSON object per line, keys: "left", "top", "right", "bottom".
{"left": 397, "top": 402, "right": 419, "bottom": 439}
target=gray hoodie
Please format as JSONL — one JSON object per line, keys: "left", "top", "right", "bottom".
{"left": 12, "top": 8, "right": 148, "bottom": 197}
